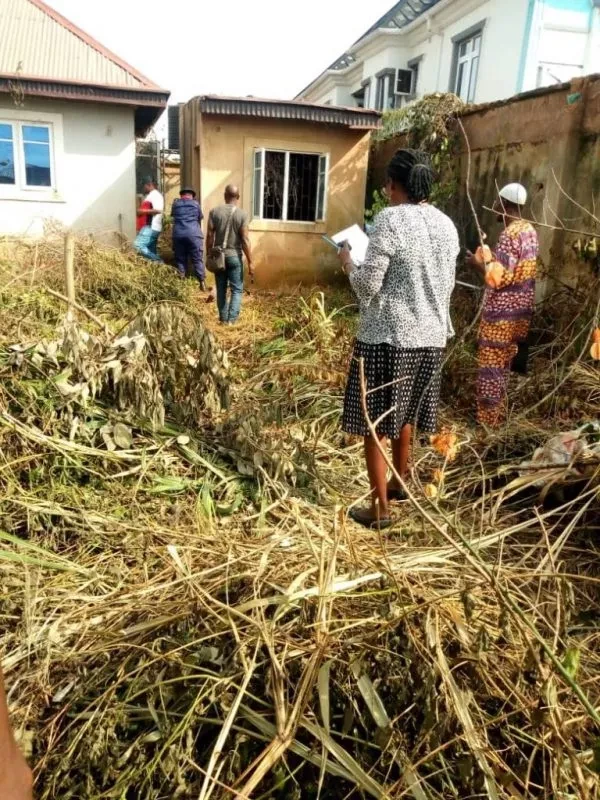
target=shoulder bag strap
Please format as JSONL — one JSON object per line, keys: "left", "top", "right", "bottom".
{"left": 220, "top": 206, "right": 236, "bottom": 249}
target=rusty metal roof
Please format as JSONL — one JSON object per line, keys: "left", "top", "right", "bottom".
{"left": 0, "top": 74, "right": 169, "bottom": 134}
{"left": 0, "top": 76, "right": 168, "bottom": 107}
{"left": 0, "top": 0, "right": 169, "bottom": 131}
{"left": 197, "top": 96, "right": 381, "bottom": 129}
{"left": 0, "top": 0, "right": 164, "bottom": 90}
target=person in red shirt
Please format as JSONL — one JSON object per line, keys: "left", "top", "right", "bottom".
{"left": 134, "top": 199, "right": 163, "bottom": 263}
{"left": 136, "top": 199, "right": 152, "bottom": 233}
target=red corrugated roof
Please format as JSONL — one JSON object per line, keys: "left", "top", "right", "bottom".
{"left": 0, "top": 0, "right": 168, "bottom": 93}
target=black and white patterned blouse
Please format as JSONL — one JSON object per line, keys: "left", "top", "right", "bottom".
{"left": 349, "top": 204, "right": 459, "bottom": 348}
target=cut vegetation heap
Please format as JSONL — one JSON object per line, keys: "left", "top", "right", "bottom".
{"left": 1, "top": 235, "right": 600, "bottom": 799}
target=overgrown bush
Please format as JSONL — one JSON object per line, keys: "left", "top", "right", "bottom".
{"left": 374, "top": 93, "right": 465, "bottom": 212}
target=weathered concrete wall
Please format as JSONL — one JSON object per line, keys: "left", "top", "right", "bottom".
{"left": 179, "top": 101, "right": 201, "bottom": 202}
{"left": 369, "top": 75, "right": 600, "bottom": 291}
{"left": 163, "top": 163, "right": 181, "bottom": 212}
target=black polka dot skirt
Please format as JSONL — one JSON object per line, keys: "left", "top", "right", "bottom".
{"left": 342, "top": 340, "right": 444, "bottom": 438}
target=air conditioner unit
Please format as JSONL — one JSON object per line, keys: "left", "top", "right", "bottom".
{"left": 395, "top": 68, "right": 414, "bottom": 96}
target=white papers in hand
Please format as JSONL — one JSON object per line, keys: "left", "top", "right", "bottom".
{"left": 331, "top": 224, "right": 370, "bottom": 266}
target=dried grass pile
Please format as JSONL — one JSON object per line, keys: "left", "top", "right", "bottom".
{"left": 1, "top": 235, "right": 600, "bottom": 799}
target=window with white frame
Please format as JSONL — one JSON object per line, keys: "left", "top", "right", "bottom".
{"left": 375, "top": 75, "right": 386, "bottom": 111}
{"left": 408, "top": 58, "right": 421, "bottom": 97}
{"left": 375, "top": 72, "right": 396, "bottom": 111}
{"left": 536, "top": 29, "right": 586, "bottom": 88}
{"left": 536, "top": 15, "right": 589, "bottom": 89}
{"left": 352, "top": 82, "right": 370, "bottom": 109}
{"left": 364, "top": 81, "right": 371, "bottom": 109}
{"left": 352, "top": 88, "right": 366, "bottom": 109}
{"left": 537, "top": 61, "right": 583, "bottom": 87}
{"left": 253, "top": 149, "right": 328, "bottom": 222}
{"left": 0, "top": 120, "right": 54, "bottom": 189}
{"left": 452, "top": 30, "right": 482, "bottom": 103}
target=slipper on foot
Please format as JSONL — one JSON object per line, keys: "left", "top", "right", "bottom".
{"left": 349, "top": 507, "right": 392, "bottom": 530}
{"left": 387, "top": 486, "right": 408, "bottom": 502}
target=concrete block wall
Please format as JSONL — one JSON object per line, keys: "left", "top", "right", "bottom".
{"left": 368, "top": 75, "right": 600, "bottom": 291}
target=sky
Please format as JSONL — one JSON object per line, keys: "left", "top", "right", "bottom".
{"left": 43, "top": 0, "right": 394, "bottom": 103}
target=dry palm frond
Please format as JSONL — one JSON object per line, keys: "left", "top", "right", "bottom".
{"left": 0, "top": 237, "right": 599, "bottom": 799}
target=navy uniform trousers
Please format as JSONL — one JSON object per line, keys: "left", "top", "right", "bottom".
{"left": 173, "top": 235, "right": 205, "bottom": 282}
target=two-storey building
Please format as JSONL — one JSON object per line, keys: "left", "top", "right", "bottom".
{"left": 297, "top": 0, "right": 600, "bottom": 109}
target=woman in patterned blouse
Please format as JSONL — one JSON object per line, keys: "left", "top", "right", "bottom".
{"left": 339, "top": 149, "right": 459, "bottom": 529}
{"left": 467, "top": 183, "right": 539, "bottom": 427}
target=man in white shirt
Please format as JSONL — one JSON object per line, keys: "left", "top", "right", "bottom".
{"left": 135, "top": 177, "right": 164, "bottom": 262}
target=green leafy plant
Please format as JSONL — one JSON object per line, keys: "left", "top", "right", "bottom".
{"left": 364, "top": 188, "right": 389, "bottom": 223}
{"left": 373, "top": 93, "right": 464, "bottom": 213}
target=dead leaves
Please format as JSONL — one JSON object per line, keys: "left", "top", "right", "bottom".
{"left": 590, "top": 327, "right": 600, "bottom": 360}
{"left": 430, "top": 429, "right": 460, "bottom": 462}
{"left": 424, "top": 483, "right": 439, "bottom": 499}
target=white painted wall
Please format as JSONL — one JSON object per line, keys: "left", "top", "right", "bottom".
{"left": 0, "top": 97, "right": 136, "bottom": 242}
{"left": 523, "top": 0, "right": 598, "bottom": 91}
{"left": 299, "top": 0, "right": 596, "bottom": 109}
{"left": 434, "top": 0, "right": 527, "bottom": 101}
{"left": 312, "top": 90, "right": 336, "bottom": 105}
{"left": 312, "top": 83, "right": 359, "bottom": 108}
{"left": 410, "top": 33, "right": 443, "bottom": 97}
{"left": 333, "top": 85, "right": 355, "bottom": 107}
{"left": 362, "top": 44, "right": 410, "bottom": 85}
{"left": 589, "top": 7, "right": 600, "bottom": 74}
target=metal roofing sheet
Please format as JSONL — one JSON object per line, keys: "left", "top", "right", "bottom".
{"left": 0, "top": 77, "right": 168, "bottom": 106}
{"left": 0, "top": 0, "right": 160, "bottom": 89}
{"left": 198, "top": 96, "right": 381, "bottom": 129}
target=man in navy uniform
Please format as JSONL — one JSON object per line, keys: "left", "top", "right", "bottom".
{"left": 171, "top": 187, "right": 205, "bottom": 289}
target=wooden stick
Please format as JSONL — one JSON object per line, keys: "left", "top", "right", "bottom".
{"left": 481, "top": 206, "right": 600, "bottom": 239}
{"left": 64, "top": 231, "right": 75, "bottom": 321}
{"left": 45, "top": 288, "right": 110, "bottom": 335}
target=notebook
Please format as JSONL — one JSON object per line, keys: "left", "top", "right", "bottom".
{"left": 322, "top": 224, "right": 370, "bottom": 266}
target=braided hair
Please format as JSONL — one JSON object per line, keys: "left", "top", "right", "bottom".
{"left": 387, "top": 148, "right": 435, "bottom": 203}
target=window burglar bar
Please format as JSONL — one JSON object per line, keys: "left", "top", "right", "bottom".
{"left": 264, "top": 150, "right": 285, "bottom": 220}
{"left": 253, "top": 148, "right": 329, "bottom": 222}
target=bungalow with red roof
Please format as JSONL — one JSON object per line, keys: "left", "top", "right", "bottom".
{"left": 0, "top": 0, "right": 169, "bottom": 242}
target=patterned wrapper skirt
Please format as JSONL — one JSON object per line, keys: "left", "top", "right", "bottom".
{"left": 342, "top": 340, "right": 444, "bottom": 438}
